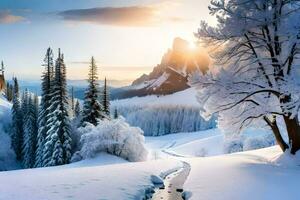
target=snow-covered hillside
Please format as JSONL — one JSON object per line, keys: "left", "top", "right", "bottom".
{"left": 184, "top": 146, "right": 300, "bottom": 200}
{"left": 0, "top": 94, "right": 19, "bottom": 171}
{"left": 0, "top": 89, "right": 297, "bottom": 200}
{"left": 112, "top": 88, "right": 199, "bottom": 107}
{"left": 0, "top": 154, "right": 181, "bottom": 200}
{"left": 1, "top": 126, "right": 298, "bottom": 200}
{"left": 112, "top": 88, "right": 216, "bottom": 136}
{"left": 146, "top": 129, "right": 300, "bottom": 200}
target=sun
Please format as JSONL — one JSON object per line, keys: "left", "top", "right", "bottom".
{"left": 188, "top": 42, "right": 197, "bottom": 50}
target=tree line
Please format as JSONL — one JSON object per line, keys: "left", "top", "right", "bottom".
{"left": 10, "top": 47, "right": 111, "bottom": 168}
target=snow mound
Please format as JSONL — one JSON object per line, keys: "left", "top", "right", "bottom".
{"left": 150, "top": 175, "right": 164, "bottom": 185}
{"left": 271, "top": 150, "right": 300, "bottom": 167}
{"left": 184, "top": 146, "right": 300, "bottom": 200}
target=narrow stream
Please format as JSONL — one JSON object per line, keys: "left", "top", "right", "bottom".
{"left": 152, "top": 162, "right": 191, "bottom": 200}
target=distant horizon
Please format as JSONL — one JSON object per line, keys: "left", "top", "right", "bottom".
{"left": 6, "top": 77, "right": 136, "bottom": 88}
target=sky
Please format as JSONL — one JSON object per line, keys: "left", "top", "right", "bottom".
{"left": 0, "top": 0, "right": 215, "bottom": 82}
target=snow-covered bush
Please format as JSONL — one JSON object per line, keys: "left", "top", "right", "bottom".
{"left": 223, "top": 138, "right": 243, "bottom": 154}
{"left": 243, "top": 134, "right": 276, "bottom": 151}
{"left": 112, "top": 105, "right": 216, "bottom": 136}
{"left": 72, "top": 117, "right": 148, "bottom": 162}
{"left": 224, "top": 132, "right": 276, "bottom": 154}
{"left": 195, "top": 148, "right": 208, "bottom": 157}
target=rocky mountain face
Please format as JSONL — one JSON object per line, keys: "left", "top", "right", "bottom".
{"left": 115, "top": 37, "right": 210, "bottom": 99}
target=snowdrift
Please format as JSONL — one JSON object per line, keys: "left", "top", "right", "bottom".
{"left": 0, "top": 154, "right": 181, "bottom": 200}
{"left": 184, "top": 146, "right": 300, "bottom": 200}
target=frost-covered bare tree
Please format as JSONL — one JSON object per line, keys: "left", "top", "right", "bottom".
{"left": 191, "top": 0, "right": 300, "bottom": 154}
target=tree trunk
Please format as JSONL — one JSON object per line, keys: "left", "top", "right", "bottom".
{"left": 279, "top": 95, "right": 300, "bottom": 154}
{"left": 264, "top": 116, "right": 288, "bottom": 152}
{"left": 283, "top": 116, "right": 300, "bottom": 154}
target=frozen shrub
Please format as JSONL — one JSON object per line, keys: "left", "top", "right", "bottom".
{"left": 223, "top": 138, "right": 243, "bottom": 154}
{"left": 243, "top": 134, "right": 276, "bottom": 151}
{"left": 195, "top": 148, "right": 208, "bottom": 157}
{"left": 72, "top": 117, "right": 148, "bottom": 162}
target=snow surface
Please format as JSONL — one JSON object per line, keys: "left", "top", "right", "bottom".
{"left": 184, "top": 146, "right": 300, "bottom": 200}
{"left": 146, "top": 129, "right": 223, "bottom": 159}
{"left": 148, "top": 72, "right": 170, "bottom": 89}
{"left": 0, "top": 154, "right": 181, "bottom": 200}
{"left": 1, "top": 92, "right": 299, "bottom": 200}
{"left": 124, "top": 79, "right": 156, "bottom": 90}
{"left": 0, "top": 94, "right": 19, "bottom": 171}
{"left": 0, "top": 122, "right": 299, "bottom": 200}
{"left": 112, "top": 88, "right": 199, "bottom": 107}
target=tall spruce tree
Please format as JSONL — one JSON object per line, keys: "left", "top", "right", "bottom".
{"left": 113, "top": 108, "right": 118, "bottom": 119}
{"left": 71, "top": 86, "right": 74, "bottom": 111}
{"left": 43, "top": 50, "right": 72, "bottom": 166}
{"left": 35, "top": 47, "right": 54, "bottom": 167}
{"left": 22, "top": 89, "right": 30, "bottom": 121}
{"left": 82, "top": 57, "right": 104, "bottom": 126}
{"left": 6, "top": 82, "right": 13, "bottom": 101}
{"left": 11, "top": 77, "right": 24, "bottom": 161}
{"left": 75, "top": 100, "right": 81, "bottom": 118}
{"left": 22, "top": 94, "right": 38, "bottom": 168}
{"left": 102, "top": 77, "right": 110, "bottom": 117}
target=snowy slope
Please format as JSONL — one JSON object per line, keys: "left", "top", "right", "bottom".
{"left": 112, "top": 87, "right": 199, "bottom": 107}
{"left": 146, "top": 129, "right": 300, "bottom": 200}
{"left": 147, "top": 72, "right": 170, "bottom": 89}
{"left": 0, "top": 154, "right": 181, "bottom": 200}
{"left": 146, "top": 129, "right": 223, "bottom": 158}
{"left": 0, "top": 94, "right": 19, "bottom": 171}
{"left": 184, "top": 146, "right": 300, "bottom": 200}
{"left": 0, "top": 94, "right": 11, "bottom": 116}
{"left": 146, "top": 127, "right": 273, "bottom": 158}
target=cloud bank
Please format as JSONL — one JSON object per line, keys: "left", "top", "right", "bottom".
{"left": 0, "top": 10, "right": 24, "bottom": 24}
{"left": 58, "top": 6, "right": 184, "bottom": 27}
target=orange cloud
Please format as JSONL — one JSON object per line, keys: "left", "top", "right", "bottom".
{"left": 57, "top": 6, "right": 185, "bottom": 27}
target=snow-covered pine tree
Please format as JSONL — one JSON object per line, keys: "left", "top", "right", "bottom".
{"left": 71, "top": 86, "right": 74, "bottom": 111}
{"left": 22, "top": 94, "right": 38, "bottom": 168}
{"left": 5, "top": 82, "right": 13, "bottom": 101}
{"left": 35, "top": 47, "right": 54, "bottom": 167}
{"left": 21, "top": 89, "right": 30, "bottom": 122}
{"left": 75, "top": 100, "right": 81, "bottom": 118}
{"left": 9, "top": 83, "right": 13, "bottom": 101}
{"left": 11, "top": 77, "right": 24, "bottom": 161}
{"left": 102, "top": 77, "right": 110, "bottom": 117}
{"left": 113, "top": 108, "right": 118, "bottom": 119}
{"left": 43, "top": 49, "right": 72, "bottom": 166}
{"left": 82, "top": 57, "right": 104, "bottom": 126}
